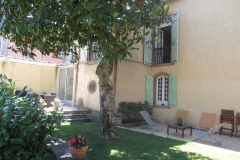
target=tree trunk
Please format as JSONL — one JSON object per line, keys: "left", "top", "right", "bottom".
{"left": 96, "top": 61, "right": 118, "bottom": 139}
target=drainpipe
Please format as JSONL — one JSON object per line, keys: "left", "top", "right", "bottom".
{"left": 72, "top": 46, "right": 80, "bottom": 107}
{"left": 72, "top": 63, "right": 77, "bottom": 107}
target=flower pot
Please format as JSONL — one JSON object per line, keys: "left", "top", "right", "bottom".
{"left": 78, "top": 102, "right": 84, "bottom": 107}
{"left": 177, "top": 122, "right": 183, "bottom": 126}
{"left": 69, "top": 146, "right": 88, "bottom": 158}
{"left": 52, "top": 105, "right": 59, "bottom": 109}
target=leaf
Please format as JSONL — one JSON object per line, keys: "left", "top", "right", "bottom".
{"left": 10, "top": 138, "right": 23, "bottom": 144}
{"left": 88, "top": 15, "right": 92, "bottom": 26}
{"left": 5, "top": 134, "right": 9, "bottom": 141}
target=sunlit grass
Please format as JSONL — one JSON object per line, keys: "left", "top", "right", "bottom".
{"left": 53, "top": 122, "right": 240, "bottom": 160}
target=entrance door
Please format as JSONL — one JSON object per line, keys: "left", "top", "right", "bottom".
{"left": 59, "top": 68, "right": 74, "bottom": 104}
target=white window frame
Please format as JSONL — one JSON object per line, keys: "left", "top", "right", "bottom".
{"left": 156, "top": 75, "right": 169, "bottom": 105}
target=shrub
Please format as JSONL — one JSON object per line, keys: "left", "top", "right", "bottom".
{"left": 0, "top": 74, "right": 64, "bottom": 160}
{"left": 118, "top": 101, "right": 153, "bottom": 122}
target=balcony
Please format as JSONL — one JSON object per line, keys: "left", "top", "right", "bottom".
{"left": 153, "top": 46, "right": 171, "bottom": 65}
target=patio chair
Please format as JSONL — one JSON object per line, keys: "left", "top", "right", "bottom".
{"left": 193, "top": 122, "right": 227, "bottom": 146}
{"left": 172, "top": 109, "right": 189, "bottom": 124}
{"left": 139, "top": 111, "right": 162, "bottom": 132}
{"left": 196, "top": 112, "right": 216, "bottom": 130}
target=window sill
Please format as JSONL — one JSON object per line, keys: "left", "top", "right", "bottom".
{"left": 153, "top": 105, "right": 171, "bottom": 109}
{"left": 152, "top": 63, "right": 173, "bottom": 67}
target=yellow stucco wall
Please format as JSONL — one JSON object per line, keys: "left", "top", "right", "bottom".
{"left": 77, "top": 0, "right": 240, "bottom": 128}
{"left": 76, "top": 61, "right": 100, "bottom": 111}
{"left": 115, "top": 59, "right": 148, "bottom": 108}
{"left": 0, "top": 59, "right": 58, "bottom": 94}
{"left": 126, "top": 43, "right": 144, "bottom": 63}
{"left": 151, "top": 0, "right": 240, "bottom": 127}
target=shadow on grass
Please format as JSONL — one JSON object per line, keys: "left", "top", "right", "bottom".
{"left": 53, "top": 122, "right": 214, "bottom": 160}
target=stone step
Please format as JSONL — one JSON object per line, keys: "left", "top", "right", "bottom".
{"left": 64, "top": 118, "right": 90, "bottom": 123}
{"left": 63, "top": 110, "right": 91, "bottom": 115}
{"left": 63, "top": 114, "right": 90, "bottom": 119}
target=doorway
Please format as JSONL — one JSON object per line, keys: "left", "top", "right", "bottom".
{"left": 58, "top": 67, "right": 74, "bottom": 105}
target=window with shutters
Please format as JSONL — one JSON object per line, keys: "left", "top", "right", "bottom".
{"left": 144, "top": 8, "right": 178, "bottom": 66}
{"left": 156, "top": 75, "right": 169, "bottom": 105}
{"left": 89, "top": 42, "right": 101, "bottom": 61}
{"left": 150, "top": 73, "right": 177, "bottom": 107}
{"left": 154, "top": 26, "right": 171, "bottom": 65}
{"left": 79, "top": 42, "right": 101, "bottom": 62}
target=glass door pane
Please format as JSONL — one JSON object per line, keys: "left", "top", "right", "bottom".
{"left": 66, "top": 68, "right": 74, "bottom": 101}
{"left": 59, "top": 68, "right": 67, "bottom": 100}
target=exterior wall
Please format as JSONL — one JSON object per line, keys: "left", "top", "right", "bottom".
{"left": 75, "top": 0, "right": 240, "bottom": 128}
{"left": 151, "top": 0, "right": 240, "bottom": 127}
{"left": 0, "top": 57, "right": 58, "bottom": 94}
{"left": 7, "top": 41, "right": 63, "bottom": 64}
{"left": 125, "top": 43, "right": 144, "bottom": 63}
{"left": 76, "top": 61, "right": 100, "bottom": 111}
{"left": 115, "top": 59, "right": 149, "bottom": 110}
{"left": 76, "top": 41, "right": 146, "bottom": 112}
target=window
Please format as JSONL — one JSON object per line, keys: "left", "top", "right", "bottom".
{"left": 156, "top": 76, "right": 168, "bottom": 105}
{"left": 89, "top": 42, "right": 101, "bottom": 61}
{"left": 88, "top": 80, "right": 97, "bottom": 94}
{"left": 144, "top": 8, "right": 178, "bottom": 66}
{"left": 79, "top": 42, "right": 101, "bottom": 62}
{"left": 145, "top": 74, "right": 177, "bottom": 107}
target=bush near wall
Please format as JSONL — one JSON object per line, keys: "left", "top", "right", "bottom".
{"left": 0, "top": 74, "right": 64, "bottom": 160}
{"left": 118, "top": 101, "right": 153, "bottom": 123}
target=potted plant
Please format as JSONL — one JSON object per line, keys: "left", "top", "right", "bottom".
{"left": 69, "top": 133, "right": 88, "bottom": 159}
{"left": 77, "top": 97, "right": 84, "bottom": 107}
{"left": 33, "top": 92, "right": 39, "bottom": 99}
{"left": 51, "top": 98, "right": 63, "bottom": 109}
{"left": 177, "top": 116, "right": 184, "bottom": 126}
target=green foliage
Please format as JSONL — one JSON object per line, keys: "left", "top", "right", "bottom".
{"left": 0, "top": 0, "right": 169, "bottom": 63}
{"left": 0, "top": 74, "right": 64, "bottom": 160}
{"left": 177, "top": 116, "right": 183, "bottom": 124}
{"left": 118, "top": 101, "right": 153, "bottom": 122}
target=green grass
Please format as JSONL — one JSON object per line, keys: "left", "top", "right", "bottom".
{"left": 53, "top": 122, "right": 240, "bottom": 160}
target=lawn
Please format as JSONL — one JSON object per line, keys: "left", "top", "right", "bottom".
{"left": 53, "top": 122, "right": 240, "bottom": 160}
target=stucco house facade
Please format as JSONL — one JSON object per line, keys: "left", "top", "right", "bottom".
{"left": 76, "top": 0, "right": 240, "bottom": 127}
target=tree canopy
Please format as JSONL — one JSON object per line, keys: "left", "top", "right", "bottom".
{"left": 0, "top": 0, "right": 168, "bottom": 62}
{"left": 0, "top": 0, "right": 169, "bottom": 139}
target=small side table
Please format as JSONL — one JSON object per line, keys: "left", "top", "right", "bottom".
{"left": 167, "top": 124, "right": 192, "bottom": 138}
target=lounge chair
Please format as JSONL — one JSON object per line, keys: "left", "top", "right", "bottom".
{"left": 139, "top": 111, "right": 162, "bottom": 132}
{"left": 172, "top": 109, "right": 189, "bottom": 124}
{"left": 193, "top": 122, "right": 226, "bottom": 146}
{"left": 196, "top": 112, "right": 216, "bottom": 130}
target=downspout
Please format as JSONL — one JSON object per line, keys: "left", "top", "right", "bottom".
{"left": 72, "top": 47, "right": 80, "bottom": 107}
{"left": 72, "top": 63, "right": 77, "bottom": 107}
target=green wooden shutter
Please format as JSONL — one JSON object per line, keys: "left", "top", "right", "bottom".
{"left": 171, "top": 8, "right": 178, "bottom": 63}
{"left": 144, "top": 28, "right": 152, "bottom": 65}
{"left": 169, "top": 74, "right": 177, "bottom": 107}
{"left": 80, "top": 46, "right": 87, "bottom": 62}
{"left": 145, "top": 75, "right": 153, "bottom": 105}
